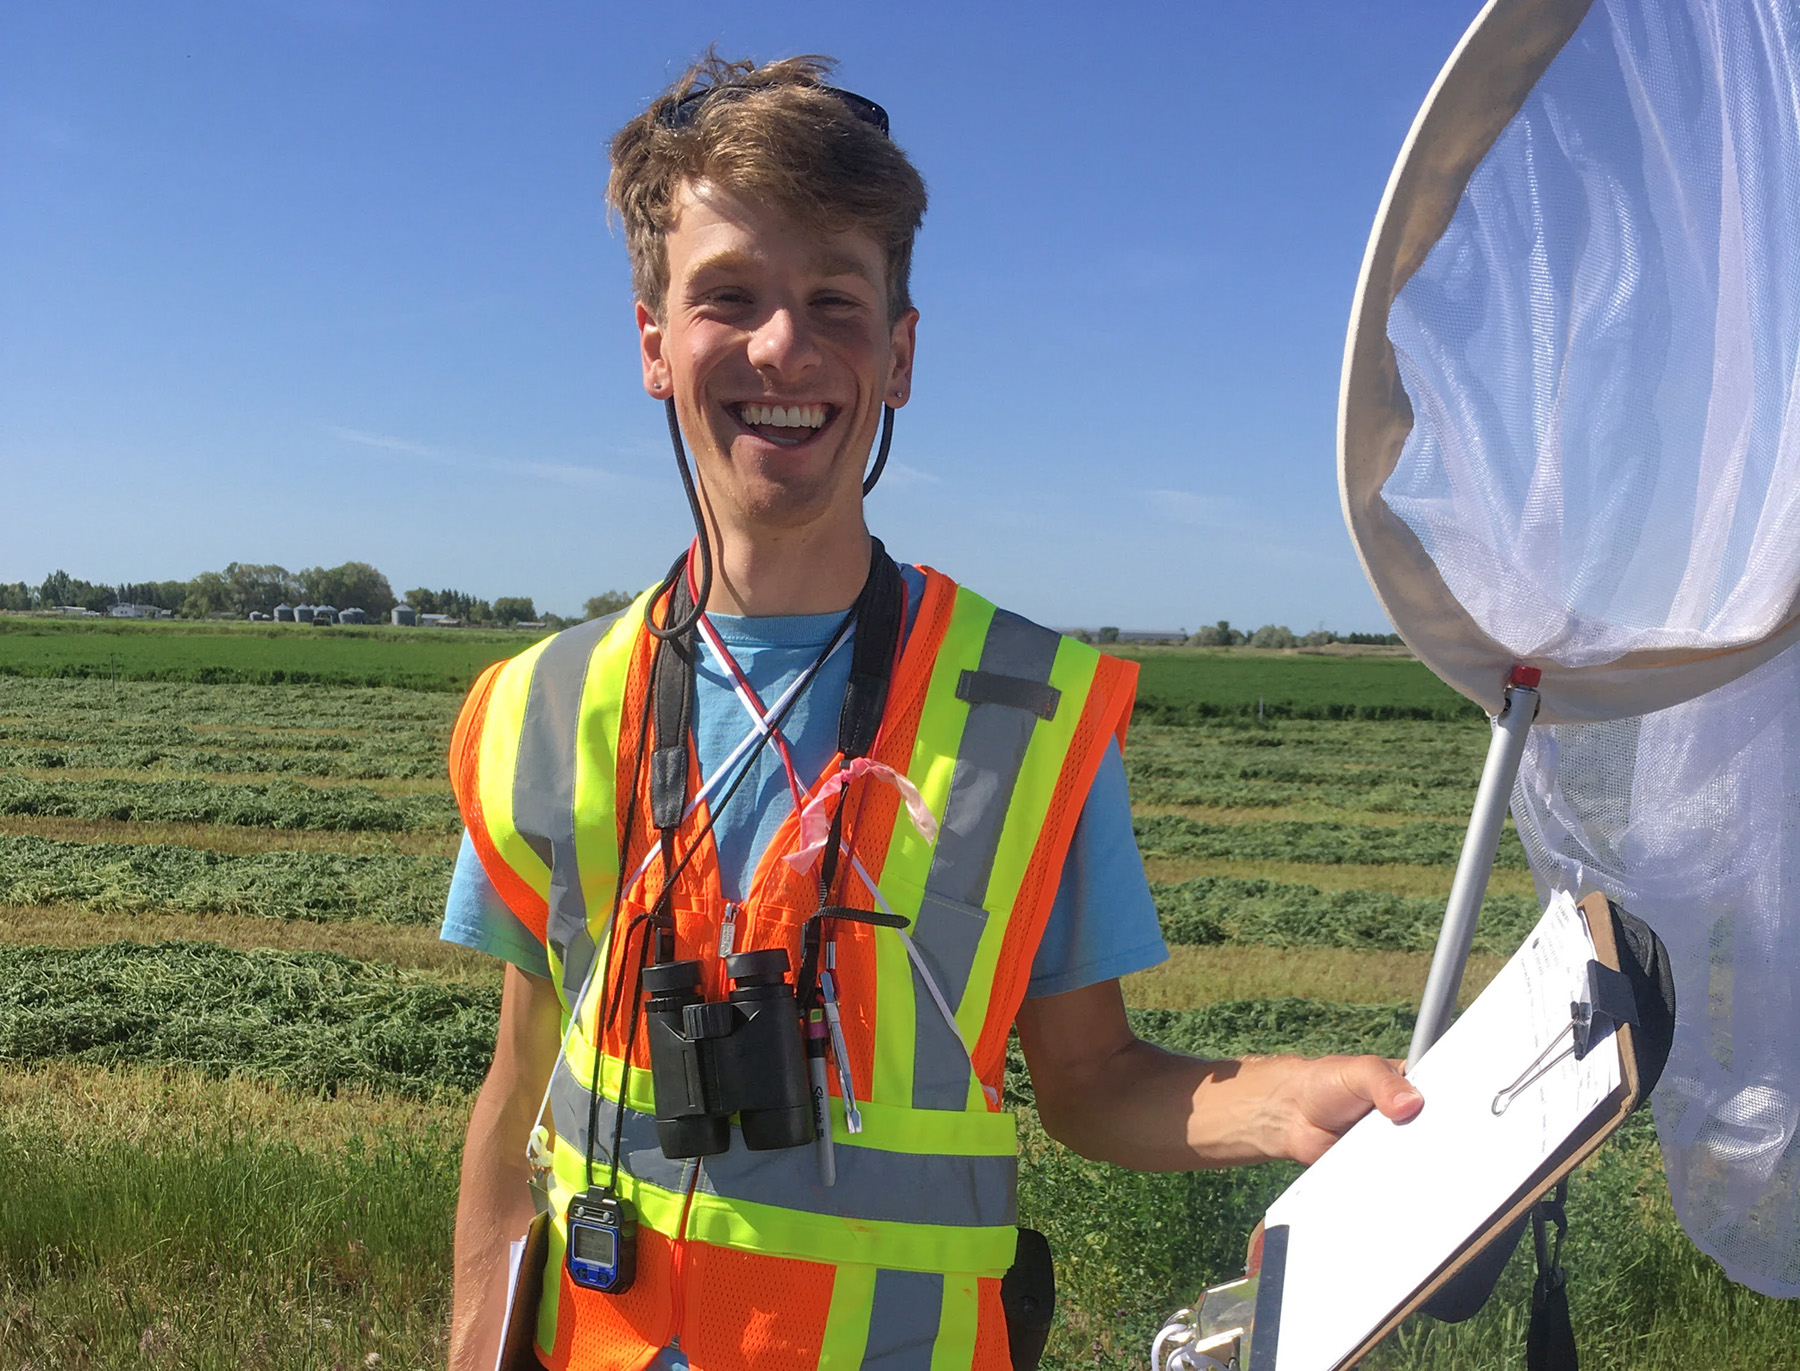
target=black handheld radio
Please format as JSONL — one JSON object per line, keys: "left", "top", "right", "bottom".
{"left": 566, "top": 1189, "right": 637, "bottom": 1294}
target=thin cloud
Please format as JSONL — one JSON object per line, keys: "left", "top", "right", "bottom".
{"left": 878, "top": 462, "right": 941, "bottom": 489}
{"left": 1146, "top": 489, "right": 1263, "bottom": 533}
{"left": 324, "top": 425, "right": 643, "bottom": 492}
{"left": 11, "top": 112, "right": 79, "bottom": 152}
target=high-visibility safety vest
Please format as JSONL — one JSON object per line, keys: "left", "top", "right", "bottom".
{"left": 451, "top": 566, "right": 1137, "bottom": 1371}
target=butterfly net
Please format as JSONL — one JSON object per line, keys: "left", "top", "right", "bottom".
{"left": 1341, "top": 0, "right": 1800, "bottom": 1294}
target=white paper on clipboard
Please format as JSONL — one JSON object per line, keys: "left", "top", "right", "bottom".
{"left": 1261, "top": 890, "right": 1622, "bottom": 1371}
{"left": 493, "top": 1232, "right": 529, "bottom": 1371}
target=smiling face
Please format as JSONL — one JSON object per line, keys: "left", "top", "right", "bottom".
{"left": 637, "top": 180, "right": 917, "bottom": 545}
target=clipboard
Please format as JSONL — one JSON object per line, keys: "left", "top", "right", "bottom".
{"left": 1190, "top": 891, "right": 1656, "bottom": 1371}
{"left": 1317, "top": 892, "right": 1639, "bottom": 1363}
{"left": 494, "top": 1211, "right": 549, "bottom": 1371}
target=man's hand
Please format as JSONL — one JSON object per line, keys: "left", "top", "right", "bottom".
{"left": 1016, "top": 980, "right": 1422, "bottom": 1171}
{"left": 1267, "top": 1054, "right": 1422, "bottom": 1165}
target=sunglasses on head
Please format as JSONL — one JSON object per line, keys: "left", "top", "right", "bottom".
{"left": 659, "top": 82, "right": 890, "bottom": 138}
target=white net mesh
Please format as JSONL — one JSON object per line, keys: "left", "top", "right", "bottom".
{"left": 1377, "top": 0, "right": 1800, "bottom": 1295}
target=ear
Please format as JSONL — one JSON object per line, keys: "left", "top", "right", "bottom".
{"left": 637, "top": 301, "right": 672, "bottom": 399}
{"left": 885, "top": 307, "right": 919, "bottom": 408}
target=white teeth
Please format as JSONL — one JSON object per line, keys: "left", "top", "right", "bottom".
{"left": 742, "top": 403, "right": 826, "bottom": 429}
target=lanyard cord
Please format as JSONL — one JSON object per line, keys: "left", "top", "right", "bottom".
{"left": 583, "top": 577, "right": 861, "bottom": 1193}
{"left": 531, "top": 627, "right": 851, "bottom": 1184}
{"left": 600, "top": 605, "right": 858, "bottom": 1197}
{"left": 693, "top": 610, "right": 808, "bottom": 823}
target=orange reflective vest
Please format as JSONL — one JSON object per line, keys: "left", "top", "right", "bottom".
{"left": 451, "top": 566, "right": 1137, "bottom": 1371}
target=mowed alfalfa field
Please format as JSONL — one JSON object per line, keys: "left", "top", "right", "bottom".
{"left": 2, "top": 618, "right": 1796, "bottom": 1370}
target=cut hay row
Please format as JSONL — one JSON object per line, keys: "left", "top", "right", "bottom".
{"left": 0, "top": 834, "right": 453, "bottom": 922}
{"left": 0, "top": 740, "right": 446, "bottom": 780}
{"left": 1150, "top": 873, "right": 1538, "bottom": 953}
{"left": 1134, "top": 812, "right": 1530, "bottom": 869}
{"left": 0, "top": 941, "right": 498, "bottom": 1098}
{"left": 0, "top": 903, "right": 491, "bottom": 975}
{"left": 1127, "top": 945, "right": 1506, "bottom": 1012}
{"left": 0, "top": 775, "right": 461, "bottom": 833}
{"left": 0, "top": 674, "right": 460, "bottom": 731}
{"left": 0, "top": 941, "right": 1415, "bottom": 1101}
{"left": 0, "top": 812, "right": 457, "bottom": 857}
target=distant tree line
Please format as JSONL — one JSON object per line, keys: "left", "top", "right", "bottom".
{"left": 1065, "top": 620, "right": 1405, "bottom": 648}
{"left": 1189, "top": 620, "right": 1403, "bottom": 648}
{"left": 0, "top": 565, "right": 646, "bottom": 629}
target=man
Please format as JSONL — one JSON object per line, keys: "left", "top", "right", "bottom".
{"left": 443, "top": 53, "right": 1420, "bottom": 1371}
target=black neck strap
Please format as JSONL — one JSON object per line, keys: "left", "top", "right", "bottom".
{"left": 646, "top": 538, "right": 906, "bottom": 844}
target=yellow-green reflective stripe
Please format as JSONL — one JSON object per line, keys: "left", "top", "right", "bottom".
{"left": 549, "top": 1134, "right": 690, "bottom": 1234}
{"left": 545, "top": 1138, "right": 1015, "bottom": 1275}
{"left": 954, "top": 638, "right": 1101, "bottom": 1048}
{"left": 567, "top": 589, "right": 658, "bottom": 992}
{"left": 684, "top": 1191, "right": 1017, "bottom": 1276}
{"left": 928, "top": 1273, "right": 981, "bottom": 1371}
{"left": 819, "top": 1264, "right": 876, "bottom": 1368}
{"left": 536, "top": 1202, "right": 565, "bottom": 1356}
{"left": 874, "top": 591, "right": 994, "bottom": 1107}
{"left": 476, "top": 638, "right": 556, "bottom": 904}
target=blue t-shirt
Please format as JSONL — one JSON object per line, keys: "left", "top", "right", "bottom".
{"left": 440, "top": 571, "right": 1165, "bottom": 998}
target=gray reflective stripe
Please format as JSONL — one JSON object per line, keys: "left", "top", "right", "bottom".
{"left": 548, "top": 1056, "right": 692, "bottom": 1193}
{"left": 913, "top": 608, "right": 1062, "bottom": 1109}
{"left": 862, "top": 1270, "right": 944, "bottom": 1371}
{"left": 699, "top": 1135, "right": 1018, "bottom": 1230}
{"left": 511, "top": 611, "right": 626, "bottom": 991}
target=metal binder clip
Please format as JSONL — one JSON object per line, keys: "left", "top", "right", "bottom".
{"left": 1492, "top": 960, "right": 1639, "bottom": 1115}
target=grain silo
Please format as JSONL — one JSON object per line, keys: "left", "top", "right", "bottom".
{"left": 294, "top": 604, "right": 315, "bottom": 624}
{"left": 274, "top": 603, "right": 296, "bottom": 623}
{"left": 391, "top": 606, "right": 417, "bottom": 626}
{"left": 312, "top": 605, "right": 337, "bottom": 625}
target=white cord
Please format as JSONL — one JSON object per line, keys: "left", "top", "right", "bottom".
{"left": 847, "top": 853, "right": 998, "bottom": 1107}
{"left": 620, "top": 631, "right": 851, "bottom": 895}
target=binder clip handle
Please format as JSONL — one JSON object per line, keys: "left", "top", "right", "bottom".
{"left": 1572, "top": 960, "right": 1638, "bottom": 1060}
{"left": 1493, "top": 960, "right": 1639, "bottom": 1114}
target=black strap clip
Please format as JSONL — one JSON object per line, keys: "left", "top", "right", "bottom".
{"left": 956, "top": 669, "right": 1060, "bottom": 720}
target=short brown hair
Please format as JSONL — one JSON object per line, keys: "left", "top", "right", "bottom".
{"left": 608, "top": 51, "right": 928, "bottom": 323}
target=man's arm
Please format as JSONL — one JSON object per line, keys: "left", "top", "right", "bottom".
{"left": 448, "top": 963, "right": 564, "bottom": 1371}
{"left": 1015, "top": 978, "right": 1422, "bottom": 1170}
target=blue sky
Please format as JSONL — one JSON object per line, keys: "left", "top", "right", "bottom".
{"left": 1, "top": 1, "right": 1480, "bottom": 629}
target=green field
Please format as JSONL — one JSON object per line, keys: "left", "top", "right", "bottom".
{"left": 1120, "top": 647, "right": 1480, "bottom": 721}
{"left": 2, "top": 634, "right": 1794, "bottom": 1370}
{"left": 0, "top": 616, "right": 538, "bottom": 691}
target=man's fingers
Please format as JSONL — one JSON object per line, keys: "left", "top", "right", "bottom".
{"left": 1358, "top": 1056, "right": 1423, "bottom": 1122}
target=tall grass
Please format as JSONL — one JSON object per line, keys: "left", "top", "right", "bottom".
{"left": 0, "top": 1111, "right": 459, "bottom": 1369}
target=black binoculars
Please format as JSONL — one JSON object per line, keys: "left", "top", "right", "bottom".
{"left": 641, "top": 947, "right": 814, "bottom": 1159}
